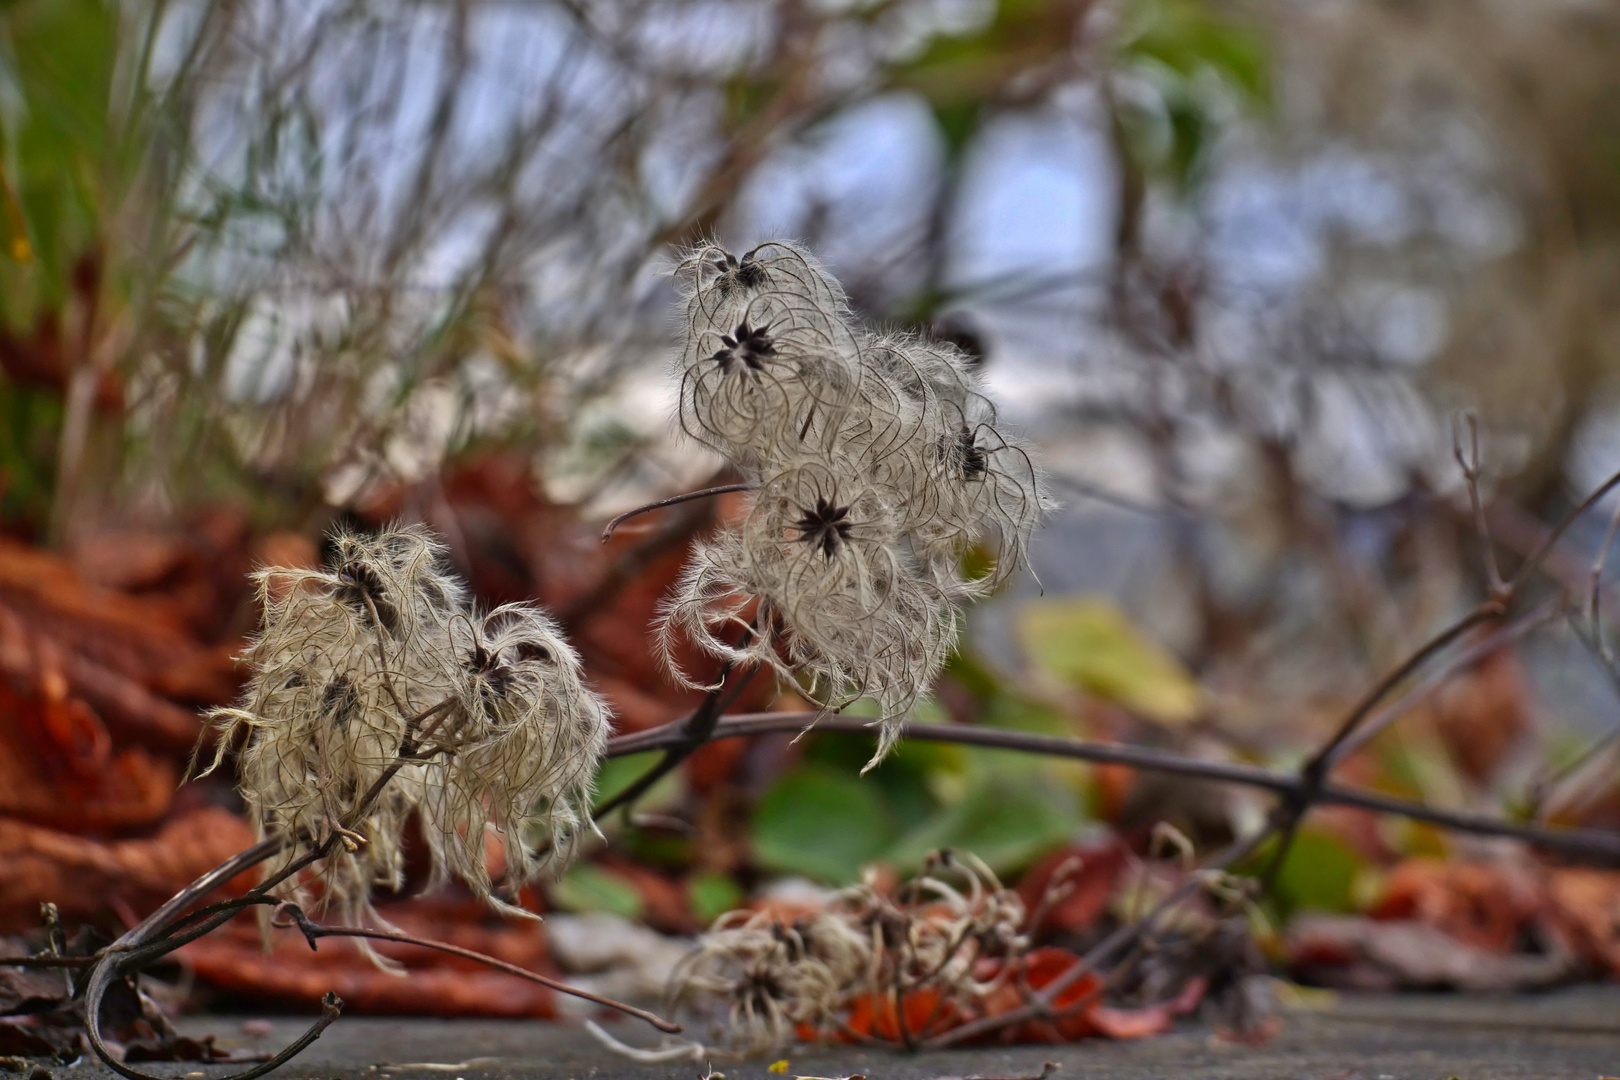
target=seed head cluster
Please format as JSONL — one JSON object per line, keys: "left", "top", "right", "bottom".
{"left": 667, "top": 849, "right": 1031, "bottom": 1056}
{"left": 662, "top": 241, "right": 1049, "bottom": 764}
{"left": 198, "top": 525, "right": 610, "bottom": 930}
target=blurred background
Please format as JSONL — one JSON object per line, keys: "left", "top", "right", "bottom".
{"left": 5, "top": 0, "right": 1620, "bottom": 1022}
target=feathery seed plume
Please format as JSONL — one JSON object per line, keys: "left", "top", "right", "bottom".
{"left": 662, "top": 240, "right": 1051, "bottom": 765}
{"left": 199, "top": 524, "right": 610, "bottom": 937}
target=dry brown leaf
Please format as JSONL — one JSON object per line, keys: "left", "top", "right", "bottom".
{"left": 1288, "top": 914, "right": 1574, "bottom": 991}
{"left": 1546, "top": 868, "right": 1620, "bottom": 976}
{"left": 0, "top": 670, "right": 175, "bottom": 832}
{"left": 0, "top": 809, "right": 257, "bottom": 933}
{"left": 1371, "top": 857, "right": 1543, "bottom": 954}
{"left": 0, "top": 536, "right": 239, "bottom": 754}
{"left": 1430, "top": 649, "right": 1530, "bottom": 785}
{"left": 180, "top": 903, "right": 559, "bottom": 1018}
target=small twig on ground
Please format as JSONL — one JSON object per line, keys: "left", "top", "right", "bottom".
{"left": 271, "top": 903, "right": 680, "bottom": 1032}
{"left": 583, "top": 1021, "right": 708, "bottom": 1064}
{"left": 953, "top": 1062, "right": 1060, "bottom": 1080}
{"left": 367, "top": 1059, "right": 503, "bottom": 1072}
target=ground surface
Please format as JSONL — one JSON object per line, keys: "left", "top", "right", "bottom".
{"left": 73, "top": 987, "right": 1620, "bottom": 1080}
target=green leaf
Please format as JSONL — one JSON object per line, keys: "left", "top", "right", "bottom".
{"left": 981, "top": 693, "right": 1072, "bottom": 737}
{"left": 751, "top": 765, "right": 896, "bottom": 884}
{"left": 1019, "top": 597, "right": 1201, "bottom": 725}
{"left": 552, "top": 864, "right": 645, "bottom": 920}
{"left": 688, "top": 871, "right": 745, "bottom": 926}
{"left": 885, "top": 772, "right": 1080, "bottom": 876}
{"left": 1, "top": 0, "right": 122, "bottom": 306}
{"left": 592, "top": 751, "right": 681, "bottom": 810}
{"left": 1268, "top": 829, "right": 1362, "bottom": 915}
{"left": 944, "top": 649, "right": 1002, "bottom": 700}
{"left": 930, "top": 100, "right": 982, "bottom": 161}
{"left": 1124, "top": 0, "right": 1270, "bottom": 104}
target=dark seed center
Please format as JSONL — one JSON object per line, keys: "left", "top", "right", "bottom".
{"left": 710, "top": 321, "right": 776, "bottom": 375}
{"left": 793, "top": 497, "right": 853, "bottom": 559}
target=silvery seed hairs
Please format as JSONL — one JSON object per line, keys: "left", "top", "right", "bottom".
{"left": 198, "top": 525, "right": 611, "bottom": 933}
{"left": 664, "top": 849, "right": 1029, "bottom": 1056}
{"left": 662, "top": 241, "right": 1051, "bottom": 766}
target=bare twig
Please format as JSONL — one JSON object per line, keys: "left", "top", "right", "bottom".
{"left": 1325, "top": 598, "right": 1561, "bottom": 768}
{"left": 1453, "top": 411, "right": 1506, "bottom": 600}
{"left": 70, "top": 692, "right": 464, "bottom": 1078}
{"left": 1258, "top": 463, "right": 1620, "bottom": 880}
{"left": 591, "top": 616, "right": 761, "bottom": 822}
{"left": 1586, "top": 493, "right": 1620, "bottom": 667}
{"left": 599, "top": 483, "right": 757, "bottom": 543}
{"left": 1046, "top": 473, "right": 1176, "bottom": 518}
{"left": 1509, "top": 468, "right": 1620, "bottom": 591}
{"left": 271, "top": 903, "right": 680, "bottom": 1033}
{"left": 1303, "top": 606, "right": 1502, "bottom": 782}
{"left": 562, "top": 486, "right": 719, "bottom": 629}
{"left": 605, "top": 712, "right": 1620, "bottom": 860}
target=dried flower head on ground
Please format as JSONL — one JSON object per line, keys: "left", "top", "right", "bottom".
{"left": 644, "top": 847, "right": 1212, "bottom": 1059}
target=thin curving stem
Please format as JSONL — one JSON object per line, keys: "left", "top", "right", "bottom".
{"left": 599, "top": 483, "right": 757, "bottom": 543}
{"left": 272, "top": 903, "right": 681, "bottom": 1033}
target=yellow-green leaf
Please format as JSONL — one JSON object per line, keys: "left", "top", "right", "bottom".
{"left": 1019, "top": 598, "right": 1200, "bottom": 725}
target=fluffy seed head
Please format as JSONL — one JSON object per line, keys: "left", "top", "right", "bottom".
{"left": 674, "top": 241, "right": 869, "bottom": 468}
{"left": 663, "top": 242, "right": 1049, "bottom": 765}
{"left": 199, "top": 524, "right": 610, "bottom": 935}
{"left": 423, "top": 603, "right": 612, "bottom": 913}
{"left": 668, "top": 908, "right": 873, "bottom": 1055}
{"left": 666, "top": 848, "right": 1033, "bottom": 1056}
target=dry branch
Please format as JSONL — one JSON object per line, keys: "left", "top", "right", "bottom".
{"left": 606, "top": 712, "right": 1620, "bottom": 861}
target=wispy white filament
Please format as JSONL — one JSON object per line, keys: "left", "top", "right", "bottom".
{"left": 663, "top": 241, "right": 1051, "bottom": 764}
{"left": 199, "top": 525, "right": 611, "bottom": 939}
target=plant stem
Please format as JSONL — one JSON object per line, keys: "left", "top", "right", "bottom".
{"left": 599, "top": 483, "right": 757, "bottom": 543}
{"left": 273, "top": 904, "right": 680, "bottom": 1032}
{"left": 606, "top": 712, "right": 1620, "bottom": 860}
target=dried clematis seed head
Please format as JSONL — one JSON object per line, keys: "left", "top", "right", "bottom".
{"left": 673, "top": 241, "right": 871, "bottom": 469}
{"left": 423, "top": 602, "right": 612, "bottom": 913}
{"left": 198, "top": 523, "right": 609, "bottom": 938}
{"left": 656, "top": 462, "right": 957, "bottom": 768}
{"left": 668, "top": 907, "right": 872, "bottom": 1055}
{"left": 660, "top": 243, "right": 1049, "bottom": 766}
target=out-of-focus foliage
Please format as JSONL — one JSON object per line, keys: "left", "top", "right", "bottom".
{"left": 0, "top": 0, "right": 1277, "bottom": 542}
{"left": 5, "top": 0, "right": 1620, "bottom": 1020}
{"left": 1021, "top": 597, "right": 1202, "bottom": 724}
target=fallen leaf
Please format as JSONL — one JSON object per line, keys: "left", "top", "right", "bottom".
{"left": 1019, "top": 598, "right": 1201, "bottom": 725}
{"left": 1287, "top": 914, "right": 1573, "bottom": 991}
{"left": 979, "top": 948, "right": 1201, "bottom": 1044}
{"left": 1370, "top": 858, "right": 1543, "bottom": 953}
{"left": 181, "top": 901, "right": 559, "bottom": 1018}
{"left": 0, "top": 809, "right": 256, "bottom": 933}
{"left": 844, "top": 988, "right": 951, "bottom": 1042}
{"left": 0, "top": 969, "right": 68, "bottom": 1018}
{"left": 1545, "top": 868, "right": 1620, "bottom": 976}
{"left": 1018, "top": 841, "right": 1128, "bottom": 935}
